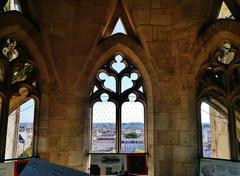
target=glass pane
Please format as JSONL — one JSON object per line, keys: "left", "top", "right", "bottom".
{"left": 2, "top": 38, "right": 19, "bottom": 61}
{"left": 111, "top": 18, "right": 127, "bottom": 35}
{"left": 12, "top": 63, "right": 34, "bottom": 84}
{"left": 201, "top": 101, "right": 230, "bottom": 159}
{"left": 3, "top": 0, "right": 22, "bottom": 12}
{"left": 121, "top": 93, "right": 144, "bottom": 153}
{"left": 217, "top": 42, "right": 235, "bottom": 64}
{"left": 5, "top": 98, "right": 35, "bottom": 159}
{"left": 111, "top": 55, "right": 126, "bottom": 73}
{"left": 98, "top": 72, "right": 116, "bottom": 92}
{"left": 92, "top": 93, "right": 116, "bottom": 153}
{"left": 139, "top": 86, "right": 144, "bottom": 93}
{"left": 218, "top": 1, "right": 234, "bottom": 19}
{"left": 32, "top": 81, "right": 37, "bottom": 87}
{"left": 121, "top": 73, "right": 138, "bottom": 93}
{"left": 93, "top": 85, "right": 98, "bottom": 93}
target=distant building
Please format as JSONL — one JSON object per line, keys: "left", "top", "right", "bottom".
{"left": 92, "top": 134, "right": 144, "bottom": 153}
{"left": 202, "top": 123, "right": 211, "bottom": 157}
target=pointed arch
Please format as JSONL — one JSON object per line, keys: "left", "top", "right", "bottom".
{"left": 199, "top": 0, "right": 240, "bottom": 35}
{"left": 196, "top": 33, "right": 240, "bottom": 160}
{"left": 192, "top": 20, "right": 240, "bottom": 78}
{"left": 101, "top": 0, "right": 140, "bottom": 43}
{"left": 214, "top": 0, "right": 240, "bottom": 21}
{"left": 0, "top": 34, "right": 42, "bottom": 161}
{"left": 0, "top": 12, "right": 57, "bottom": 86}
{"left": 79, "top": 34, "right": 157, "bottom": 92}
{"left": 76, "top": 34, "right": 158, "bottom": 175}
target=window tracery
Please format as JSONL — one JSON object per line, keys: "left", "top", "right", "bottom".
{"left": 0, "top": 37, "right": 39, "bottom": 161}
{"left": 90, "top": 53, "right": 145, "bottom": 154}
{"left": 198, "top": 41, "right": 240, "bottom": 160}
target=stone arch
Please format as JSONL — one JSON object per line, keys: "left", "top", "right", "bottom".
{"left": 189, "top": 20, "right": 240, "bottom": 81}
{"left": 193, "top": 20, "right": 240, "bottom": 162}
{"left": 80, "top": 34, "right": 158, "bottom": 175}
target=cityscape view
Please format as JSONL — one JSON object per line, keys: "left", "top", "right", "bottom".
{"left": 201, "top": 102, "right": 230, "bottom": 159}
{"left": 92, "top": 122, "right": 144, "bottom": 153}
{"left": 202, "top": 123, "right": 211, "bottom": 157}
{"left": 5, "top": 99, "right": 34, "bottom": 159}
{"left": 17, "top": 122, "right": 34, "bottom": 157}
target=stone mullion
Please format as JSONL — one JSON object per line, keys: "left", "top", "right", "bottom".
{"left": 0, "top": 49, "right": 12, "bottom": 161}
{"left": 0, "top": 95, "right": 10, "bottom": 162}
{"left": 116, "top": 72, "right": 121, "bottom": 153}
{"left": 228, "top": 103, "right": 239, "bottom": 160}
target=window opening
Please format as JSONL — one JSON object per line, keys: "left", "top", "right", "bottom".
{"left": 200, "top": 101, "right": 230, "bottom": 159}
{"left": 111, "top": 18, "right": 127, "bottom": 35}
{"left": 93, "top": 85, "right": 98, "bottom": 93}
{"left": 217, "top": 42, "right": 235, "bottom": 64}
{"left": 121, "top": 72, "right": 139, "bottom": 93}
{"left": 121, "top": 93, "right": 144, "bottom": 153}
{"left": 139, "top": 86, "right": 144, "bottom": 93}
{"left": 3, "top": 0, "right": 22, "bottom": 12}
{"left": 197, "top": 40, "right": 240, "bottom": 160}
{"left": 0, "top": 37, "right": 39, "bottom": 161}
{"left": 111, "top": 55, "right": 127, "bottom": 73}
{"left": 92, "top": 93, "right": 116, "bottom": 153}
{"left": 218, "top": 1, "right": 234, "bottom": 19}
{"left": 90, "top": 53, "right": 145, "bottom": 154}
{"left": 98, "top": 72, "right": 116, "bottom": 92}
{"left": 5, "top": 98, "right": 35, "bottom": 159}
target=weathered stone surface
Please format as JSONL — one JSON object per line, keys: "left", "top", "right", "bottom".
{"left": 156, "top": 131, "right": 180, "bottom": 145}
{"left": 4, "top": 0, "right": 231, "bottom": 175}
{"left": 173, "top": 146, "right": 197, "bottom": 162}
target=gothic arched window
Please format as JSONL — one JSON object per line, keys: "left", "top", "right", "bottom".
{"left": 197, "top": 41, "right": 240, "bottom": 160}
{"left": 0, "top": 37, "right": 39, "bottom": 161}
{"left": 90, "top": 53, "right": 146, "bottom": 153}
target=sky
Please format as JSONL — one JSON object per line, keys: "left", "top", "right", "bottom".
{"left": 93, "top": 101, "right": 144, "bottom": 123}
{"left": 19, "top": 98, "right": 35, "bottom": 123}
{"left": 201, "top": 102, "right": 210, "bottom": 123}
{"left": 111, "top": 18, "right": 127, "bottom": 35}
{"left": 92, "top": 20, "right": 145, "bottom": 124}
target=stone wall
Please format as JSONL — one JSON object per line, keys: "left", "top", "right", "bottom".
{"left": 1, "top": 0, "right": 239, "bottom": 175}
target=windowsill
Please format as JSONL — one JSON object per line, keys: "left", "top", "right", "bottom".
{"left": 3, "top": 155, "right": 37, "bottom": 163}
{"left": 201, "top": 157, "right": 240, "bottom": 162}
{"left": 88, "top": 152, "right": 148, "bottom": 155}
